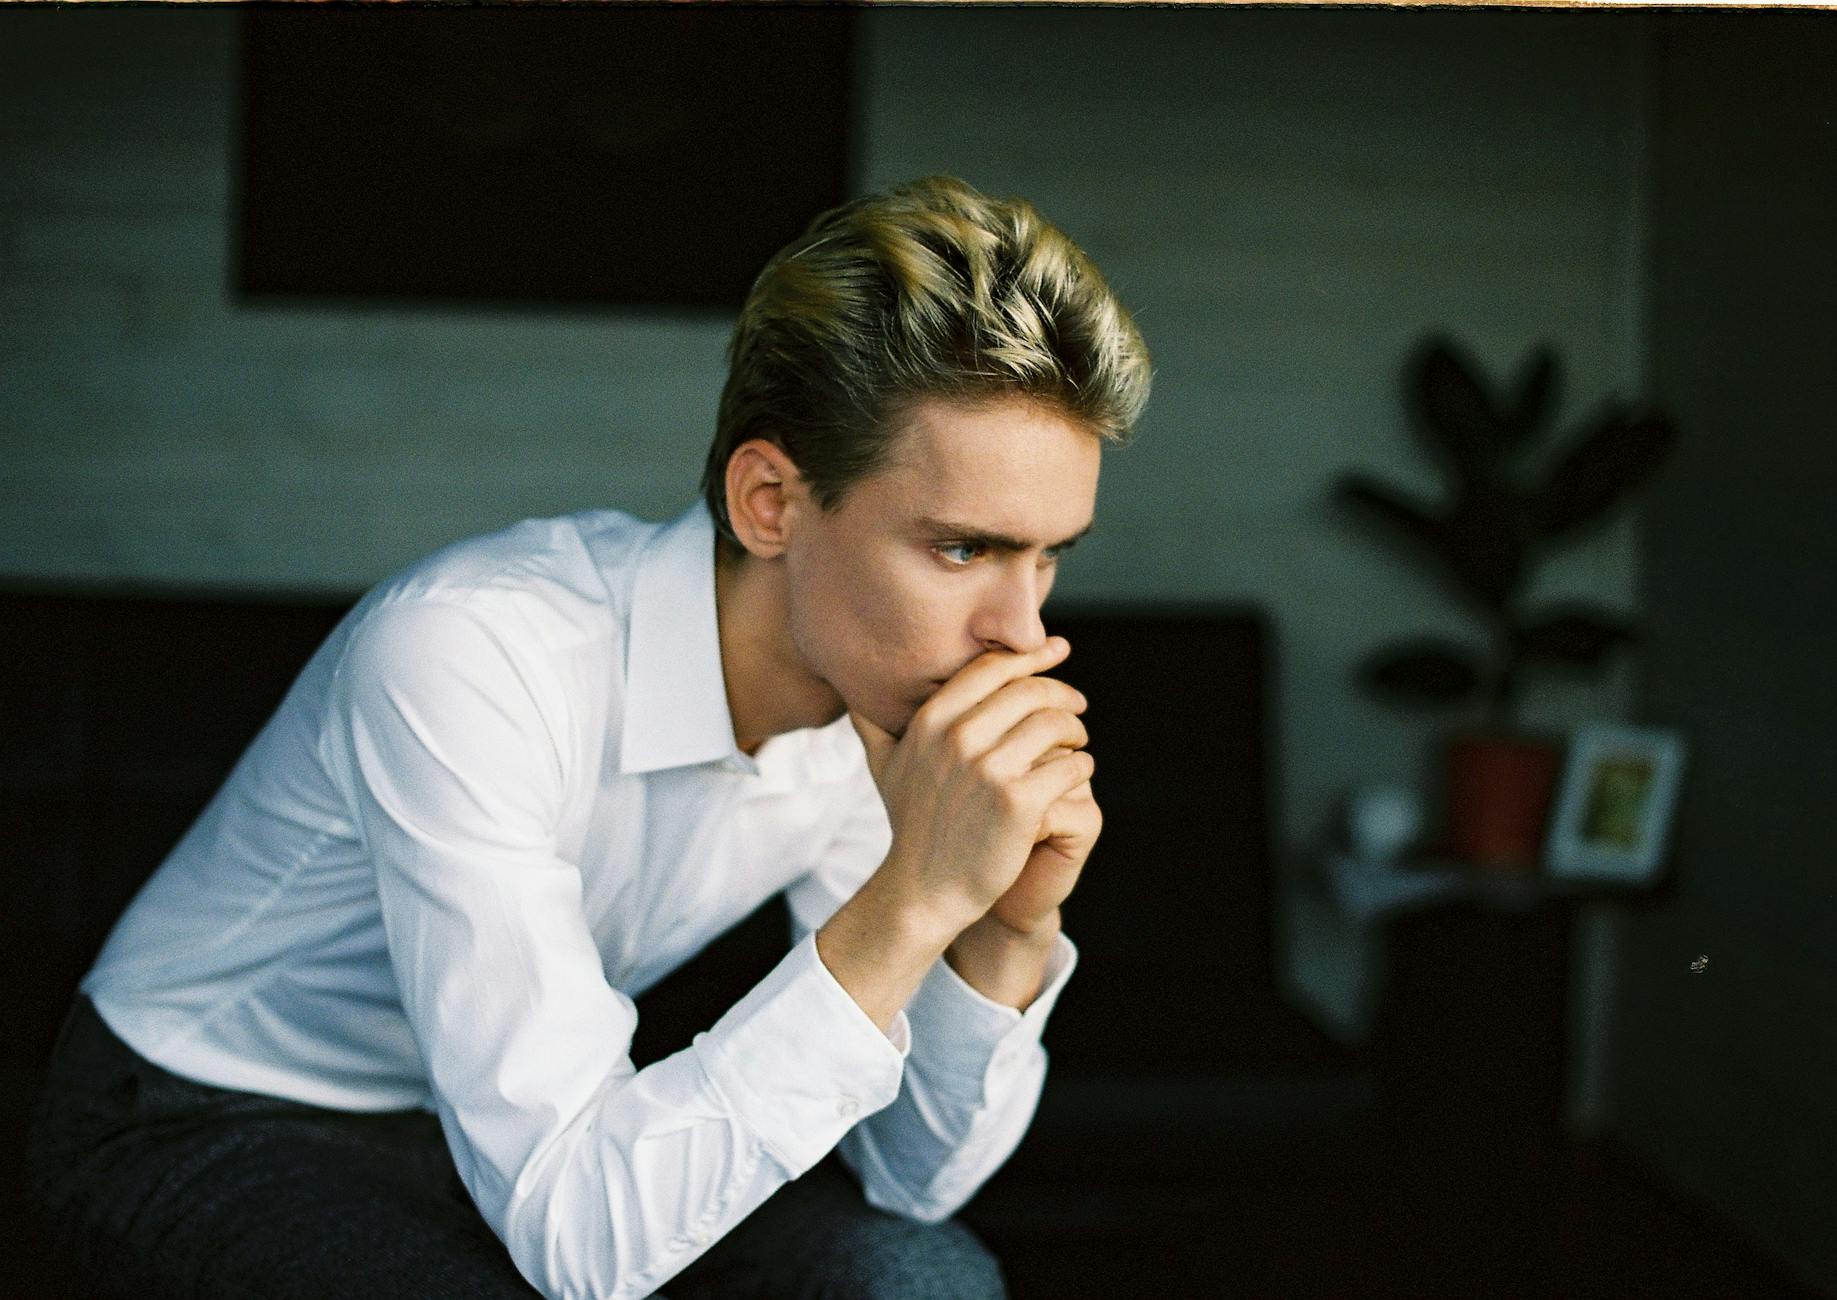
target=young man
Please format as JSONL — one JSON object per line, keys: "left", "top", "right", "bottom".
{"left": 25, "top": 175, "right": 1152, "bottom": 1299}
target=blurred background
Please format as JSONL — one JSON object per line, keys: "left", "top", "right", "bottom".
{"left": 1, "top": 6, "right": 1831, "bottom": 1297}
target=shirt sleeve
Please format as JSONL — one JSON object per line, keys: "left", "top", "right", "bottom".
{"left": 782, "top": 775, "right": 1079, "bottom": 1223}
{"left": 325, "top": 598, "right": 908, "bottom": 1300}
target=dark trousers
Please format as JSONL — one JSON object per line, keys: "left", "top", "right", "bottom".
{"left": 22, "top": 995, "right": 1006, "bottom": 1300}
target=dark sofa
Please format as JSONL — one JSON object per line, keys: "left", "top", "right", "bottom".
{"left": 0, "top": 585, "right": 1380, "bottom": 1297}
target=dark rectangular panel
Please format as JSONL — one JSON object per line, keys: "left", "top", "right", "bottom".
{"left": 238, "top": 8, "right": 856, "bottom": 308}
{"left": 1039, "top": 606, "right": 1283, "bottom": 1070}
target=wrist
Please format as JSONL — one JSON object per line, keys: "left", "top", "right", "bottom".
{"left": 867, "top": 846, "right": 989, "bottom": 947}
{"left": 976, "top": 904, "right": 1063, "bottom": 946}
{"left": 815, "top": 858, "right": 968, "bottom": 1034}
{"left": 945, "top": 910, "right": 1060, "bottom": 1011}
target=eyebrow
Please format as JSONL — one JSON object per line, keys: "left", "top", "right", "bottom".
{"left": 915, "top": 516, "right": 1094, "bottom": 554}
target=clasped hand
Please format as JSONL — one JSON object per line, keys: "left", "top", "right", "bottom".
{"left": 849, "top": 637, "right": 1102, "bottom": 940}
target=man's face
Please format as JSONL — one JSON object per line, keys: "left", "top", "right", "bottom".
{"left": 781, "top": 395, "right": 1102, "bottom": 737}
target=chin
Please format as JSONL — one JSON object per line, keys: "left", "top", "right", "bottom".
{"left": 829, "top": 666, "right": 941, "bottom": 741}
{"left": 849, "top": 690, "right": 924, "bottom": 742}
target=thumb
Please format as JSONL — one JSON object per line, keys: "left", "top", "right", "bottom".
{"left": 847, "top": 707, "right": 897, "bottom": 781}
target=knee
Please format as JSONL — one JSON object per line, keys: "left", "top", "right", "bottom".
{"left": 829, "top": 1214, "right": 1006, "bottom": 1300}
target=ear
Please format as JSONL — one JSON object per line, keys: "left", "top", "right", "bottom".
{"left": 724, "top": 437, "right": 806, "bottom": 560}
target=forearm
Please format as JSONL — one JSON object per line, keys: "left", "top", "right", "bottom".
{"left": 417, "top": 932, "right": 910, "bottom": 1300}
{"left": 839, "top": 1044, "right": 1048, "bottom": 1222}
{"left": 814, "top": 860, "right": 965, "bottom": 1034}
{"left": 839, "top": 927, "right": 1077, "bottom": 1222}
{"left": 944, "top": 908, "right": 1060, "bottom": 1011}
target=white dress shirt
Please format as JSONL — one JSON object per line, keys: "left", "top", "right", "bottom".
{"left": 82, "top": 499, "right": 1077, "bottom": 1300}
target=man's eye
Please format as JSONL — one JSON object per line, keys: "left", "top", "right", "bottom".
{"left": 937, "top": 542, "right": 984, "bottom": 566}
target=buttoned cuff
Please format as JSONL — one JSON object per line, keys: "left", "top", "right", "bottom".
{"left": 903, "top": 930, "right": 1079, "bottom": 1105}
{"left": 691, "top": 931, "right": 908, "bottom": 1179}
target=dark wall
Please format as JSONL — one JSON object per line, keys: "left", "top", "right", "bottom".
{"left": 1613, "top": 12, "right": 1837, "bottom": 1293}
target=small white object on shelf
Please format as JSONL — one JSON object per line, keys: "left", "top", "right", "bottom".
{"left": 1346, "top": 783, "right": 1424, "bottom": 865}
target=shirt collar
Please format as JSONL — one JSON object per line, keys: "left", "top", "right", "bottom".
{"left": 616, "top": 501, "right": 866, "bottom": 789}
{"left": 618, "top": 501, "right": 741, "bottom": 776}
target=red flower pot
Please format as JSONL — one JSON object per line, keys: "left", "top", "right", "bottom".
{"left": 1444, "top": 731, "right": 1563, "bottom": 873}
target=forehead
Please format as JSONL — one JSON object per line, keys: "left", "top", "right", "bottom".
{"left": 863, "top": 396, "right": 1102, "bottom": 531}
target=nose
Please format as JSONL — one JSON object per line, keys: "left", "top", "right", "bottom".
{"left": 972, "top": 564, "right": 1048, "bottom": 656}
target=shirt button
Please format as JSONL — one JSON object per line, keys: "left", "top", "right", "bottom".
{"left": 692, "top": 1229, "right": 711, "bottom": 1248}
{"left": 837, "top": 1094, "right": 860, "bottom": 1119}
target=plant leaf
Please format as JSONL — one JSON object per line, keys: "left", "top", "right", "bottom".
{"left": 1358, "top": 640, "right": 1485, "bottom": 706}
{"left": 1506, "top": 347, "right": 1559, "bottom": 448}
{"left": 1439, "top": 483, "right": 1534, "bottom": 614}
{"left": 1333, "top": 474, "right": 1443, "bottom": 553}
{"left": 1534, "top": 405, "right": 1678, "bottom": 539}
{"left": 1514, "top": 607, "right": 1641, "bottom": 669}
{"left": 1411, "top": 337, "right": 1508, "bottom": 489}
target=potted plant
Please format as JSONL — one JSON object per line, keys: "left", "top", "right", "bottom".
{"left": 1332, "top": 334, "right": 1678, "bottom": 872}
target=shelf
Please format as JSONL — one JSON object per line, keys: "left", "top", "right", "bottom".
{"left": 1324, "top": 853, "right": 1647, "bottom": 924}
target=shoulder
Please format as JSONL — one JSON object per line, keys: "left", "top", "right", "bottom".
{"left": 349, "top": 509, "right": 652, "bottom": 658}
{"left": 330, "top": 510, "right": 660, "bottom": 731}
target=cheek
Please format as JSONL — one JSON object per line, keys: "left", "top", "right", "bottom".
{"left": 835, "top": 558, "right": 965, "bottom": 681}
{"left": 837, "top": 552, "right": 911, "bottom": 640}
{"left": 849, "top": 590, "right": 936, "bottom": 675}
{"left": 792, "top": 549, "right": 916, "bottom": 674}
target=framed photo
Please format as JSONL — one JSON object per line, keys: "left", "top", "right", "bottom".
{"left": 1545, "top": 723, "right": 1687, "bottom": 886}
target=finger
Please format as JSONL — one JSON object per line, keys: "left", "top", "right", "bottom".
{"left": 917, "top": 637, "right": 1071, "bottom": 735}
{"left": 1041, "top": 776, "right": 1096, "bottom": 803}
{"left": 1011, "top": 748, "right": 1095, "bottom": 816}
{"left": 1039, "top": 780, "right": 1098, "bottom": 829}
{"left": 847, "top": 708, "right": 897, "bottom": 781}
{"left": 984, "top": 709, "right": 1087, "bottom": 777}
{"left": 952, "top": 675, "right": 1087, "bottom": 760}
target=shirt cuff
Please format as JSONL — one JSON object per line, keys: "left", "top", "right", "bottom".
{"left": 902, "top": 930, "right": 1079, "bottom": 1105}
{"left": 691, "top": 930, "right": 908, "bottom": 1179}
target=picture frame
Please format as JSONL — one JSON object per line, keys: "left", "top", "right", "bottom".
{"left": 1544, "top": 722, "right": 1688, "bottom": 886}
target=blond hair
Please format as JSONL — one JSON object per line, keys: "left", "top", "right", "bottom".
{"left": 702, "top": 175, "right": 1152, "bottom": 552}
